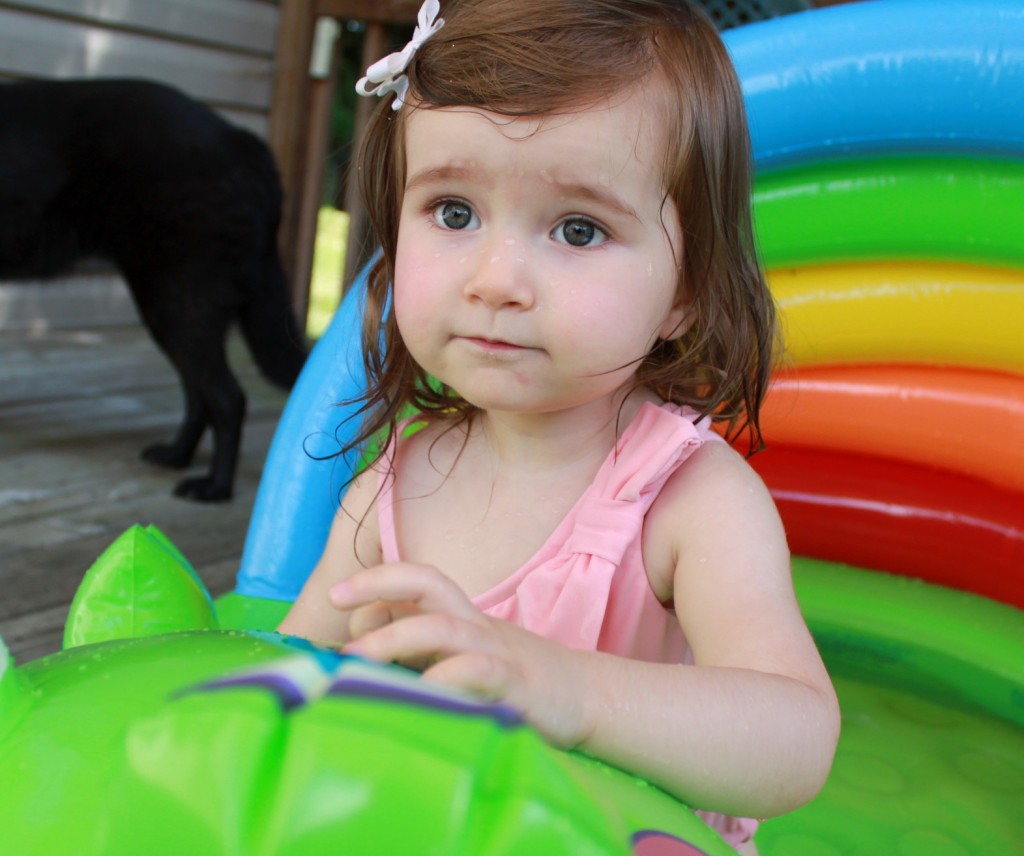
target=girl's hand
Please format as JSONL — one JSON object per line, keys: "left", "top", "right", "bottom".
{"left": 330, "top": 562, "right": 588, "bottom": 748}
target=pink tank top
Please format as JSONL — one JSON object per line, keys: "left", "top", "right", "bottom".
{"left": 378, "top": 402, "right": 713, "bottom": 661}
{"left": 377, "top": 402, "right": 756, "bottom": 846}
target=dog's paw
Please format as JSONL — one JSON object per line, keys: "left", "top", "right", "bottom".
{"left": 173, "top": 476, "right": 233, "bottom": 503}
{"left": 142, "top": 444, "right": 193, "bottom": 470}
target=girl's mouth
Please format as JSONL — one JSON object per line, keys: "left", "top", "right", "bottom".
{"left": 462, "top": 336, "right": 529, "bottom": 352}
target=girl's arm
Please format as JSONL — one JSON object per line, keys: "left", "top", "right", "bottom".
{"left": 575, "top": 440, "right": 840, "bottom": 817}
{"left": 276, "top": 471, "right": 384, "bottom": 644}
{"left": 334, "top": 442, "right": 839, "bottom": 819}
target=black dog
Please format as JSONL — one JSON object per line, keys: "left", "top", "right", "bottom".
{"left": 0, "top": 78, "right": 307, "bottom": 501}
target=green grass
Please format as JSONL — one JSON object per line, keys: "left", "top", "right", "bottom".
{"left": 306, "top": 207, "right": 349, "bottom": 339}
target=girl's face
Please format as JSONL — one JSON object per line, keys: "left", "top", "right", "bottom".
{"left": 393, "top": 85, "right": 688, "bottom": 419}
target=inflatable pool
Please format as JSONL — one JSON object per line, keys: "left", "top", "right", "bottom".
{"left": 2, "top": 2, "right": 1022, "bottom": 853}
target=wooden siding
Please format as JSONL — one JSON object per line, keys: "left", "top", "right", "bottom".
{"left": 0, "top": 274, "right": 137, "bottom": 332}
{"left": 0, "top": 0, "right": 279, "bottom": 135}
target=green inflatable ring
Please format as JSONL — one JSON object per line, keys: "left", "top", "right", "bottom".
{"left": 756, "top": 558, "right": 1024, "bottom": 854}
{"left": 753, "top": 156, "right": 1024, "bottom": 270}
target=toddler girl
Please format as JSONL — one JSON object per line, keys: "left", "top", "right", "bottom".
{"left": 280, "top": 0, "right": 840, "bottom": 849}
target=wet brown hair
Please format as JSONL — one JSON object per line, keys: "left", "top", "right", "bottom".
{"left": 347, "top": 0, "right": 776, "bottom": 464}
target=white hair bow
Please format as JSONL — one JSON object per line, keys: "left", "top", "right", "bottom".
{"left": 355, "top": 0, "right": 446, "bottom": 111}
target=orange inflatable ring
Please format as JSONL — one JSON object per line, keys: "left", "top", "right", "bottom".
{"left": 751, "top": 365, "right": 1024, "bottom": 492}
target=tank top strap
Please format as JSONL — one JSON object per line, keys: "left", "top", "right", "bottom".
{"left": 376, "top": 420, "right": 413, "bottom": 564}
{"left": 563, "top": 402, "right": 705, "bottom": 562}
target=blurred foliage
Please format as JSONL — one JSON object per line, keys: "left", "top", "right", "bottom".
{"left": 306, "top": 207, "right": 350, "bottom": 338}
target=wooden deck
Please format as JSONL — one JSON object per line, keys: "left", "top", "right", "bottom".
{"left": 0, "top": 321, "right": 292, "bottom": 664}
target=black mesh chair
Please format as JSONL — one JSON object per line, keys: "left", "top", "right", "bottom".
{"left": 698, "top": 0, "right": 814, "bottom": 30}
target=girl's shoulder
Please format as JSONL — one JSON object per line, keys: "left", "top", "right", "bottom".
{"left": 643, "top": 439, "right": 784, "bottom": 596}
{"left": 381, "top": 414, "right": 477, "bottom": 497}
{"left": 649, "top": 438, "right": 778, "bottom": 539}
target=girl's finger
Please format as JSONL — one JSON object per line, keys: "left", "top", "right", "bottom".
{"left": 343, "top": 611, "right": 495, "bottom": 667}
{"left": 331, "top": 562, "right": 477, "bottom": 619}
{"left": 347, "top": 599, "right": 418, "bottom": 640}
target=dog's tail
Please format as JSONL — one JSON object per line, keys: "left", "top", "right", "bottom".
{"left": 232, "top": 130, "right": 308, "bottom": 390}
{"left": 237, "top": 250, "right": 308, "bottom": 390}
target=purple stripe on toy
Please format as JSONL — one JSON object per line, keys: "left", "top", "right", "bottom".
{"left": 328, "top": 677, "right": 523, "bottom": 728}
{"left": 180, "top": 674, "right": 307, "bottom": 712}
{"left": 631, "top": 829, "right": 709, "bottom": 855}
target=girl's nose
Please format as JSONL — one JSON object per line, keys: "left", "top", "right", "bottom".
{"left": 463, "top": 238, "right": 534, "bottom": 310}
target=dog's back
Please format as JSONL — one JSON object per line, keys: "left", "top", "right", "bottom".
{"left": 0, "top": 79, "right": 307, "bottom": 500}
{"left": 2, "top": 80, "right": 282, "bottom": 291}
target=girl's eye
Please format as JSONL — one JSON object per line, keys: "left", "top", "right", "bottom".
{"left": 433, "top": 200, "right": 478, "bottom": 231}
{"left": 554, "top": 217, "right": 607, "bottom": 248}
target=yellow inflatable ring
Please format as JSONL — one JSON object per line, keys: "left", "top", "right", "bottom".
{"left": 770, "top": 262, "right": 1024, "bottom": 373}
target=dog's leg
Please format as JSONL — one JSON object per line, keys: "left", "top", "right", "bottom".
{"left": 133, "top": 289, "right": 244, "bottom": 502}
{"left": 171, "top": 353, "right": 245, "bottom": 502}
{"left": 142, "top": 384, "right": 206, "bottom": 469}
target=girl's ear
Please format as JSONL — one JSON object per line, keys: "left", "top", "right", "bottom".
{"left": 658, "top": 293, "right": 695, "bottom": 342}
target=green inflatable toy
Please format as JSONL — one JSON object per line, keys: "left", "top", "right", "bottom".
{"left": 2, "top": 526, "right": 1021, "bottom": 854}
{"left": 0, "top": 526, "right": 733, "bottom": 856}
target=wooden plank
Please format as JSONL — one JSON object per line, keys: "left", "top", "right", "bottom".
{"left": 268, "top": 0, "right": 317, "bottom": 287}
{"left": 0, "top": 8, "right": 273, "bottom": 109}
{"left": 342, "top": 22, "right": 388, "bottom": 288}
{"left": 220, "top": 108, "right": 269, "bottom": 138}
{"left": 0, "top": 604, "right": 68, "bottom": 664}
{"left": 0, "top": 0, "right": 279, "bottom": 54}
{"left": 290, "top": 19, "right": 342, "bottom": 316}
